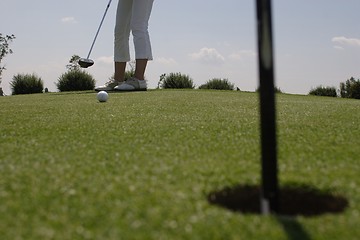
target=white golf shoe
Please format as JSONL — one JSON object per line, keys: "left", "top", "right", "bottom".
{"left": 114, "top": 78, "right": 147, "bottom": 91}
{"left": 95, "top": 80, "right": 120, "bottom": 92}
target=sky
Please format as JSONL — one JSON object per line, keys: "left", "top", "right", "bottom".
{"left": 1, "top": 0, "right": 359, "bottom": 95}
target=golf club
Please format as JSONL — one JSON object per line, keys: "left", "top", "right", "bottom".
{"left": 79, "top": 0, "right": 113, "bottom": 68}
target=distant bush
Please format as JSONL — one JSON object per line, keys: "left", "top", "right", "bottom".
{"left": 56, "top": 70, "right": 95, "bottom": 92}
{"left": 10, "top": 73, "right": 43, "bottom": 95}
{"left": 199, "top": 78, "right": 235, "bottom": 90}
{"left": 340, "top": 77, "right": 360, "bottom": 99}
{"left": 256, "top": 86, "right": 282, "bottom": 93}
{"left": 109, "top": 69, "right": 135, "bottom": 82}
{"left": 124, "top": 69, "right": 135, "bottom": 80}
{"left": 124, "top": 61, "right": 136, "bottom": 80}
{"left": 309, "top": 86, "right": 337, "bottom": 97}
{"left": 159, "top": 73, "right": 195, "bottom": 89}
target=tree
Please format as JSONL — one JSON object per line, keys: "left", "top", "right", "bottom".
{"left": 309, "top": 86, "right": 337, "bottom": 97}
{"left": 0, "top": 33, "right": 16, "bottom": 85}
{"left": 66, "top": 54, "right": 81, "bottom": 71}
{"left": 56, "top": 54, "right": 96, "bottom": 91}
{"left": 158, "top": 72, "right": 195, "bottom": 89}
{"left": 10, "top": 73, "right": 43, "bottom": 95}
{"left": 340, "top": 77, "right": 360, "bottom": 99}
{"left": 199, "top": 78, "right": 235, "bottom": 90}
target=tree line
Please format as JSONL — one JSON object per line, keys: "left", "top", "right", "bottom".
{"left": 1, "top": 33, "right": 359, "bottom": 98}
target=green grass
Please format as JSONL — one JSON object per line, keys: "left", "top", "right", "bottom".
{"left": 0, "top": 90, "right": 359, "bottom": 239}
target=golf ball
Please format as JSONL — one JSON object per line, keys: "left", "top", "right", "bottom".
{"left": 97, "top": 91, "right": 109, "bottom": 102}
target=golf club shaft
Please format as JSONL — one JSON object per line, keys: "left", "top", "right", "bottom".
{"left": 86, "top": 0, "right": 113, "bottom": 59}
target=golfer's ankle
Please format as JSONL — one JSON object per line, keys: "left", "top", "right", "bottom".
{"left": 134, "top": 74, "right": 144, "bottom": 80}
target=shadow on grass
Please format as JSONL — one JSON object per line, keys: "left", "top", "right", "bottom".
{"left": 277, "top": 216, "right": 311, "bottom": 240}
{"left": 207, "top": 184, "right": 348, "bottom": 216}
{"left": 208, "top": 184, "right": 348, "bottom": 239}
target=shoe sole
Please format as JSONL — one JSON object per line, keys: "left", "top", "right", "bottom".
{"left": 113, "top": 88, "right": 147, "bottom": 92}
{"left": 94, "top": 89, "right": 117, "bottom": 92}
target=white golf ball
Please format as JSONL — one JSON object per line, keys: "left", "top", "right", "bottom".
{"left": 97, "top": 91, "right": 109, "bottom": 102}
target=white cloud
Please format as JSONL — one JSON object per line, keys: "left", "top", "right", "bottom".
{"left": 155, "top": 57, "right": 178, "bottom": 66}
{"left": 332, "top": 36, "right": 360, "bottom": 47}
{"left": 189, "top": 47, "right": 225, "bottom": 64}
{"left": 61, "top": 17, "right": 77, "bottom": 24}
{"left": 96, "top": 56, "right": 113, "bottom": 64}
{"left": 229, "top": 50, "right": 256, "bottom": 60}
{"left": 333, "top": 45, "right": 344, "bottom": 50}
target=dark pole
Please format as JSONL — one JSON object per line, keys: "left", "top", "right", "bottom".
{"left": 256, "top": 0, "right": 279, "bottom": 214}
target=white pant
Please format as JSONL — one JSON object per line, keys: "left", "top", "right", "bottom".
{"left": 114, "top": 0, "right": 154, "bottom": 62}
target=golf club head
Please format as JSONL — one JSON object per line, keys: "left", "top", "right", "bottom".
{"left": 78, "top": 58, "right": 94, "bottom": 68}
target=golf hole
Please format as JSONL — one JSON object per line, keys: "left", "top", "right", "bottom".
{"left": 207, "top": 184, "right": 348, "bottom": 217}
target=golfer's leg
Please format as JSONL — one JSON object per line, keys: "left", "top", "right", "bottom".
{"left": 134, "top": 59, "right": 148, "bottom": 80}
{"left": 131, "top": 0, "right": 154, "bottom": 80}
{"left": 114, "top": 0, "right": 133, "bottom": 82}
{"left": 114, "top": 62, "right": 127, "bottom": 82}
